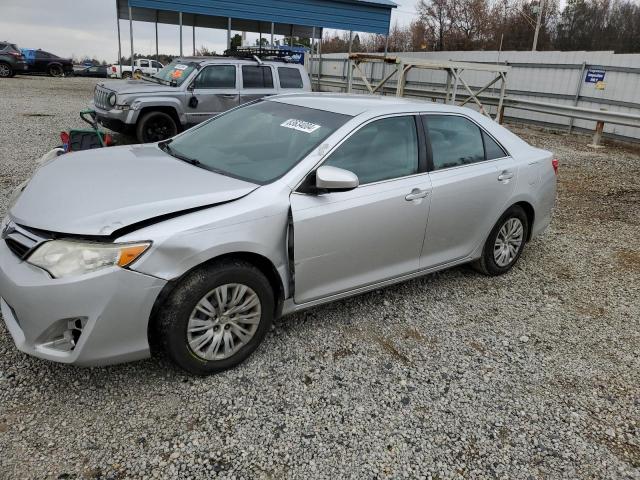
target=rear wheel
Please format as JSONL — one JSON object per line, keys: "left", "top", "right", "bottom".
{"left": 157, "top": 260, "right": 274, "bottom": 375}
{"left": 48, "top": 64, "right": 63, "bottom": 77}
{"left": 0, "top": 62, "right": 14, "bottom": 78}
{"left": 122, "top": 71, "right": 132, "bottom": 80}
{"left": 136, "top": 111, "right": 178, "bottom": 143}
{"left": 473, "top": 205, "right": 529, "bottom": 276}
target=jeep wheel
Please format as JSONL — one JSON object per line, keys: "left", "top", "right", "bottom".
{"left": 0, "top": 62, "right": 14, "bottom": 78}
{"left": 133, "top": 69, "right": 143, "bottom": 79}
{"left": 48, "top": 64, "right": 63, "bottom": 77}
{"left": 122, "top": 71, "right": 132, "bottom": 80}
{"left": 136, "top": 111, "right": 178, "bottom": 143}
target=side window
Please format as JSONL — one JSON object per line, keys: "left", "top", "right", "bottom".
{"left": 324, "top": 116, "right": 418, "bottom": 185}
{"left": 151, "top": 61, "right": 163, "bottom": 69}
{"left": 483, "top": 130, "right": 507, "bottom": 159}
{"left": 425, "top": 115, "right": 485, "bottom": 170}
{"left": 242, "top": 66, "right": 274, "bottom": 89}
{"left": 194, "top": 65, "right": 236, "bottom": 89}
{"left": 278, "top": 67, "right": 303, "bottom": 88}
{"left": 139, "top": 60, "right": 150, "bottom": 68}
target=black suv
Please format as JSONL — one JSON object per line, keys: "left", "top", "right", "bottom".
{"left": 0, "top": 42, "right": 27, "bottom": 78}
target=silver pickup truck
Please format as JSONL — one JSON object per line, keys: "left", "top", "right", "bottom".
{"left": 92, "top": 57, "right": 312, "bottom": 143}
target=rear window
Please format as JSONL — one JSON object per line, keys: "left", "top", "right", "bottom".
{"left": 278, "top": 67, "right": 303, "bottom": 89}
{"left": 242, "top": 66, "right": 274, "bottom": 89}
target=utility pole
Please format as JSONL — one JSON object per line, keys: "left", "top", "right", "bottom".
{"left": 532, "top": 0, "right": 545, "bottom": 51}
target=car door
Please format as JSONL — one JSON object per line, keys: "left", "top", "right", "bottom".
{"left": 33, "top": 50, "right": 49, "bottom": 72}
{"left": 420, "top": 114, "right": 517, "bottom": 268}
{"left": 185, "top": 64, "right": 239, "bottom": 125}
{"left": 151, "top": 60, "right": 163, "bottom": 75}
{"left": 240, "top": 65, "right": 277, "bottom": 105}
{"left": 290, "top": 115, "right": 431, "bottom": 304}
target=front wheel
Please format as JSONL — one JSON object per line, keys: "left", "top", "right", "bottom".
{"left": 473, "top": 205, "right": 529, "bottom": 276}
{"left": 136, "top": 111, "right": 178, "bottom": 143}
{"left": 121, "top": 71, "right": 132, "bottom": 79}
{"left": 157, "top": 260, "right": 275, "bottom": 375}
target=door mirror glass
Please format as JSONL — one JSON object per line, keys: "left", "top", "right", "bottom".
{"left": 315, "top": 166, "right": 359, "bottom": 192}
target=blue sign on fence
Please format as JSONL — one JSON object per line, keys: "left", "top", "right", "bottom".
{"left": 585, "top": 68, "right": 606, "bottom": 83}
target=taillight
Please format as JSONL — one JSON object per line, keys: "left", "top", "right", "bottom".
{"left": 552, "top": 158, "right": 559, "bottom": 175}
{"left": 111, "top": 66, "right": 116, "bottom": 72}
{"left": 8, "top": 51, "right": 21, "bottom": 58}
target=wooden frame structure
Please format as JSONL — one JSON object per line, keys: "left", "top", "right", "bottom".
{"left": 346, "top": 54, "right": 510, "bottom": 122}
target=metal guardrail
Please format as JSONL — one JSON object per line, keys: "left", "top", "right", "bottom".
{"left": 316, "top": 77, "right": 640, "bottom": 143}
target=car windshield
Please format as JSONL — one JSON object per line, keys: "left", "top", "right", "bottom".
{"left": 152, "top": 61, "right": 197, "bottom": 85}
{"left": 164, "top": 101, "right": 351, "bottom": 184}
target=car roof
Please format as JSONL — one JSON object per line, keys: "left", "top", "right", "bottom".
{"left": 268, "top": 93, "right": 472, "bottom": 117}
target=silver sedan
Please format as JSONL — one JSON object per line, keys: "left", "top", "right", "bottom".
{"left": 0, "top": 94, "right": 557, "bottom": 375}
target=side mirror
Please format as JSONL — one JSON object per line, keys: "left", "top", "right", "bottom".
{"left": 315, "top": 166, "right": 359, "bottom": 192}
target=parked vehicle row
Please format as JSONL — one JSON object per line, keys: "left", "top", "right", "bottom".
{"left": 92, "top": 57, "right": 311, "bottom": 143}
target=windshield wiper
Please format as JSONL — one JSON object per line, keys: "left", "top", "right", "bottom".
{"left": 142, "top": 76, "right": 166, "bottom": 85}
{"left": 158, "top": 140, "right": 204, "bottom": 168}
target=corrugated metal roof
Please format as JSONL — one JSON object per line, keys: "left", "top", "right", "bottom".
{"left": 125, "top": 0, "right": 394, "bottom": 34}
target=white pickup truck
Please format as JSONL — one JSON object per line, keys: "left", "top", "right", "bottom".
{"left": 109, "top": 59, "right": 164, "bottom": 79}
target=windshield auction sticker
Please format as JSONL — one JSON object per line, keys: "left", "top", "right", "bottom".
{"left": 280, "top": 119, "right": 321, "bottom": 133}
{"left": 174, "top": 64, "right": 189, "bottom": 70}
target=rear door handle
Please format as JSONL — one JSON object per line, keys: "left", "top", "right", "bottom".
{"left": 498, "top": 170, "right": 514, "bottom": 181}
{"left": 405, "top": 188, "right": 430, "bottom": 201}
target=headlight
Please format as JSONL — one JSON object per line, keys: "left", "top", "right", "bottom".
{"left": 107, "top": 92, "right": 117, "bottom": 107}
{"left": 27, "top": 240, "right": 151, "bottom": 279}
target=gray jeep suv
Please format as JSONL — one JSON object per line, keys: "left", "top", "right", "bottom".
{"left": 92, "top": 57, "right": 311, "bottom": 143}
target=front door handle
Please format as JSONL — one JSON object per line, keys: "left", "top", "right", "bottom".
{"left": 498, "top": 170, "right": 514, "bottom": 182}
{"left": 405, "top": 188, "right": 430, "bottom": 201}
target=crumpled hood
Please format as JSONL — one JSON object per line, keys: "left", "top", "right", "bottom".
{"left": 99, "top": 79, "right": 176, "bottom": 96}
{"left": 10, "top": 144, "right": 258, "bottom": 236}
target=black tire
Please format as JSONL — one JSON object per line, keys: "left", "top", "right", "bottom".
{"left": 122, "top": 71, "right": 132, "bottom": 79}
{"left": 0, "top": 62, "right": 14, "bottom": 78}
{"left": 473, "top": 205, "right": 529, "bottom": 276}
{"left": 157, "top": 260, "right": 275, "bottom": 375}
{"left": 136, "top": 111, "right": 178, "bottom": 143}
{"left": 133, "top": 69, "right": 143, "bottom": 79}
{"left": 48, "top": 63, "right": 63, "bottom": 77}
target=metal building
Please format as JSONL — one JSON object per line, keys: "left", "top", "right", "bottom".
{"left": 114, "top": 0, "right": 395, "bottom": 68}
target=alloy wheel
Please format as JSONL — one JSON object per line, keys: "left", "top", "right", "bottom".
{"left": 49, "top": 65, "right": 63, "bottom": 77}
{"left": 493, "top": 217, "right": 524, "bottom": 267}
{"left": 187, "top": 283, "right": 262, "bottom": 361}
{"left": 0, "top": 64, "right": 11, "bottom": 77}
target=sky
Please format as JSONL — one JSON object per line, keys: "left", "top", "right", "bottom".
{"left": 0, "top": 0, "right": 419, "bottom": 63}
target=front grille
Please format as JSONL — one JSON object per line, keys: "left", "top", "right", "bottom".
{"left": 94, "top": 86, "right": 112, "bottom": 110}
{"left": 5, "top": 238, "right": 30, "bottom": 258}
{"left": 2, "top": 222, "right": 43, "bottom": 260}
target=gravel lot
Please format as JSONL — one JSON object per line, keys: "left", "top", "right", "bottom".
{"left": 0, "top": 75, "right": 638, "bottom": 480}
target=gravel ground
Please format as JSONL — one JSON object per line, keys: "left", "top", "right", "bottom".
{"left": 0, "top": 76, "right": 638, "bottom": 480}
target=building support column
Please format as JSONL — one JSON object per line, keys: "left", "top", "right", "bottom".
{"left": 271, "top": 22, "right": 274, "bottom": 47}
{"left": 155, "top": 10, "right": 159, "bottom": 62}
{"left": 179, "top": 12, "right": 183, "bottom": 56}
{"left": 192, "top": 15, "right": 196, "bottom": 56}
{"left": 128, "top": 5, "right": 134, "bottom": 71}
{"left": 316, "top": 29, "right": 323, "bottom": 91}
{"left": 227, "top": 18, "right": 231, "bottom": 50}
{"left": 115, "top": 0, "right": 122, "bottom": 65}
